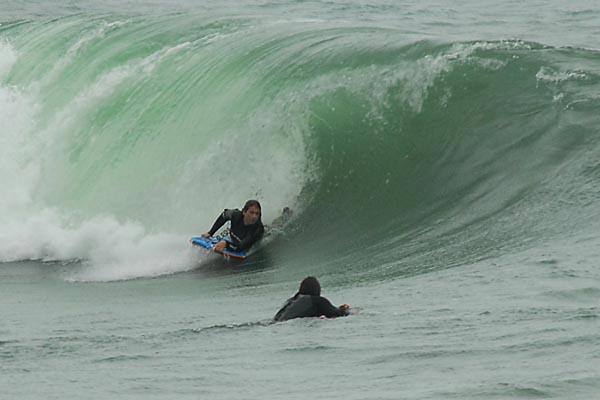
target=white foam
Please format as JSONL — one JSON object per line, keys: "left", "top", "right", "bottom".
{"left": 0, "top": 40, "right": 17, "bottom": 80}
{"left": 536, "top": 66, "right": 587, "bottom": 83}
{"left": 0, "top": 81, "right": 39, "bottom": 213}
{"left": 0, "top": 208, "right": 200, "bottom": 281}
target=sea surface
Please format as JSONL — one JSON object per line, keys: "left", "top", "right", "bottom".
{"left": 1, "top": 1, "right": 600, "bottom": 398}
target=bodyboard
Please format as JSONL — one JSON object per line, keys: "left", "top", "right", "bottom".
{"left": 190, "top": 236, "right": 247, "bottom": 260}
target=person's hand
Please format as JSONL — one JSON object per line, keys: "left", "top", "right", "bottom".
{"left": 201, "top": 232, "right": 211, "bottom": 238}
{"left": 213, "top": 240, "right": 227, "bottom": 253}
{"left": 339, "top": 304, "right": 350, "bottom": 313}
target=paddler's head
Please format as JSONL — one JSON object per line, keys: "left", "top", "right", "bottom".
{"left": 298, "top": 276, "right": 321, "bottom": 296}
{"left": 242, "top": 199, "right": 262, "bottom": 225}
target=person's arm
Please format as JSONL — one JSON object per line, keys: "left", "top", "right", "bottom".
{"left": 273, "top": 297, "right": 294, "bottom": 322}
{"left": 315, "top": 296, "right": 349, "bottom": 318}
{"left": 229, "top": 224, "right": 264, "bottom": 251}
{"left": 206, "top": 209, "right": 234, "bottom": 237}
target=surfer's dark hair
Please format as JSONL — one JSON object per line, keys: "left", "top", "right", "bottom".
{"left": 242, "top": 199, "right": 261, "bottom": 213}
{"left": 298, "top": 276, "right": 321, "bottom": 296}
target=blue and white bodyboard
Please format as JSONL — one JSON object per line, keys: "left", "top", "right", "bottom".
{"left": 190, "top": 236, "right": 247, "bottom": 260}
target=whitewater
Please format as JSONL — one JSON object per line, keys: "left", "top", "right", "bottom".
{"left": 1, "top": 1, "right": 600, "bottom": 399}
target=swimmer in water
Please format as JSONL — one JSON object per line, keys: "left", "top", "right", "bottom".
{"left": 273, "top": 276, "right": 350, "bottom": 322}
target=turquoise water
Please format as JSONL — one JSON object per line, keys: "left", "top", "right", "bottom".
{"left": 1, "top": 1, "right": 600, "bottom": 398}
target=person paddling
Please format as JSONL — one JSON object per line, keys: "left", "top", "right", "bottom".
{"left": 274, "top": 276, "right": 350, "bottom": 322}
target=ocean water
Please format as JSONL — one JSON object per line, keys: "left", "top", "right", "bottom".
{"left": 1, "top": 1, "right": 600, "bottom": 398}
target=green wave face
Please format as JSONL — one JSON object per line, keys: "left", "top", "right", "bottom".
{"left": 2, "top": 9, "right": 600, "bottom": 280}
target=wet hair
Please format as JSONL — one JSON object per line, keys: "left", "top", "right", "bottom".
{"left": 298, "top": 276, "right": 321, "bottom": 296}
{"left": 242, "top": 199, "right": 262, "bottom": 213}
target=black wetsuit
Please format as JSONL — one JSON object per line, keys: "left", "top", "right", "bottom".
{"left": 273, "top": 294, "right": 349, "bottom": 322}
{"left": 208, "top": 209, "right": 264, "bottom": 251}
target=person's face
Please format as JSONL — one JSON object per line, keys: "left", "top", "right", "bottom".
{"left": 243, "top": 205, "right": 261, "bottom": 225}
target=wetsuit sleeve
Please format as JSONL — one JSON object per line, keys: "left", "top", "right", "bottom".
{"left": 208, "top": 209, "right": 234, "bottom": 236}
{"left": 230, "top": 223, "right": 264, "bottom": 251}
{"left": 315, "top": 296, "right": 348, "bottom": 318}
{"left": 273, "top": 297, "right": 294, "bottom": 322}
